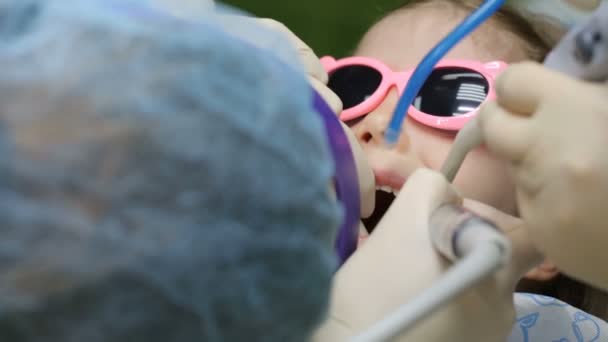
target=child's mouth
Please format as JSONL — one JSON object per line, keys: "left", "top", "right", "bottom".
{"left": 361, "top": 167, "right": 409, "bottom": 232}
{"left": 362, "top": 186, "right": 398, "bottom": 232}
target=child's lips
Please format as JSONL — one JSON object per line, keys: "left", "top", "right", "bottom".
{"left": 365, "top": 148, "right": 423, "bottom": 191}
{"left": 374, "top": 169, "right": 407, "bottom": 190}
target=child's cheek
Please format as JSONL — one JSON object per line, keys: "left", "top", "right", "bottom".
{"left": 407, "top": 123, "right": 454, "bottom": 170}
{"left": 411, "top": 124, "right": 516, "bottom": 214}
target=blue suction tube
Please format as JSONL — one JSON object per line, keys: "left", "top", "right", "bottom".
{"left": 385, "top": 0, "right": 506, "bottom": 144}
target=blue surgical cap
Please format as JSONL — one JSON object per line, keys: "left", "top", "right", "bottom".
{"left": 0, "top": 0, "right": 341, "bottom": 341}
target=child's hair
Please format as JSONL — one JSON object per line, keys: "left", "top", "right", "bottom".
{"left": 391, "top": 0, "right": 608, "bottom": 320}
{"left": 392, "top": 0, "right": 563, "bottom": 61}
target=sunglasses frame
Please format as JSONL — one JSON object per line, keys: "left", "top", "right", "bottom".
{"left": 321, "top": 56, "right": 508, "bottom": 131}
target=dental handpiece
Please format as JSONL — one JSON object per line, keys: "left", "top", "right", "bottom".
{"left": 352, "top": 204, "right": 511, "bottom": 342}
{"left": 430, "top": 204, "right": 511, "bottom": 263}
{"left": 440, "top": 118, "right": 483, "bottom": 183}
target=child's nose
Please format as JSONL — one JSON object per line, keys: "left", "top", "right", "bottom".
{"left": 355, "top": 111, "right": 410, "bottom": 152}
{"left": 356, "top": 112, "right": 386, "bottom": 145}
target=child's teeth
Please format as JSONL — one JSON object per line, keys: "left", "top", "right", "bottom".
{"left": 376, "top": 185, "right": 401, "bottom": 195}
{"left": 379, "top": 186, "right": 392, "bottom": 193}
{"left": 376, "top": 186, "right": 399, "bottom": 194}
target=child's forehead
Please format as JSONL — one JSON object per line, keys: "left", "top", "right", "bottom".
{"left": 355, "top": 5, "right": 525, "bottom": 69}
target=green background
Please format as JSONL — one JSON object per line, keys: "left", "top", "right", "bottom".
{"left": 222, "top": 0, "right": 405, "bottom": 57}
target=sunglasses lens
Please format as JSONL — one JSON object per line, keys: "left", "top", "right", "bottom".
{"left": 327, "top": 65, "right": 382, "bottom": 110}
{"left": 414, "top": 67, "right": 488, "bottom": 117}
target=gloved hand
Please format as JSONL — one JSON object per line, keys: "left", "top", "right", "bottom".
{"left": 255, "top": 18, "right": 343, "bottom": 115}
{"left": 255, "top": 18, "right": 376, "bottom": 219}
{"left": 314, "top": 169, "right": 542, "bottom": 341}
{"left": 142, "top": 7, "right": 344, "bottom": 114}
{"left": 478, "top": 61, "right": 608, "bottom": 290}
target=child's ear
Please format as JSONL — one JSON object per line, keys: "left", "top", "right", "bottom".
{"left": 524, "top": 259, "right": 559, "bottom": 281}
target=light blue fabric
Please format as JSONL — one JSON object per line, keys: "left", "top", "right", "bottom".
{"left": 0, "top": 0, "right": 341, "bottom": 341}
{"left": 508, "top": 293, "right": 608, "bottom": 341}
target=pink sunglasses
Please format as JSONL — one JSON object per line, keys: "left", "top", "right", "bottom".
{"left": 321, "top": 56, "right": 507, "bottom": 131}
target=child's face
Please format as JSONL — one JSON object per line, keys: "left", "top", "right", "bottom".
{"left": 349, "top": 6, "right": 530, "bottom": 222}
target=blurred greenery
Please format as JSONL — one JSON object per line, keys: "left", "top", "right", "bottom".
{"left": 222, "top": 0, "right": 405, "bottom": 57}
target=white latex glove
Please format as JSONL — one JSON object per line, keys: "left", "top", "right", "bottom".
{"left": 255, "top": 18, "right": 343, "bottom": 115}
{"left": 145, "top": 5, "right": 344, "bottom": 114}
{"left": 254, "top": 19, "right": 377, "bottom": 218}
{"left": 478, "top": 61, "right": 608, "bottom": 290}
{"left": 314, "top": 169, "right": 542, "bottom": 342}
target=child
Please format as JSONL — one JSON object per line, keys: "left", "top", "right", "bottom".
{"left": 325, "top": 0, "right": 608, "bottom": 321}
